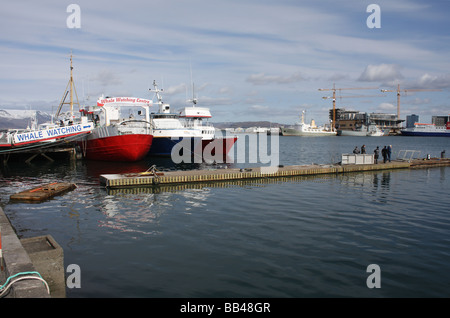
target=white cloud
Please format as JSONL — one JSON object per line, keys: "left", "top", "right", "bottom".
{"left": 249, "top": 105, "right": 269, "bottom": 111}
{"left": 377, "top": 102, "right": 396, "bottom": 111}
{"left": 163, "top": 83, "right": 187, "bottom": 96}
{"left": 415, "top": 73, "right": 450, "bottom": 89}
{"left": 246, "top": 72, "right": 305, "bottom": 85}
{"left": 358, "top": 64, "right": 404, "bottom": 82}
{"left": 195, "top": 96, "right": 232, "bottom": 106}
{"left": 91, "top": 69, "right": 122, "bottom": 87}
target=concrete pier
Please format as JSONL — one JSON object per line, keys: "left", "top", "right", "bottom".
{"left": 0, "top": 206, "right": 64, "bottom": 298}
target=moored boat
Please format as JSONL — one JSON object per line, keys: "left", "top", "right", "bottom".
{"left": 0, "top": 117, "right": 93, "bottom": 151}
{"left": 0, "top": 54, "right": 95, "bottom": 153}
{"left": 79, "top": 97, "right": 154, "bottom": 161}
{"left": 281, "top": 111, "right": 336, "bottom": 136}
{"left": 148, "top": 80, "right": 237, "bottom": 160}
{"left": 337, "top": 122, "right": 384, "bottom": 136}
{"left": 400, "top": 122, "right": 450, "bottom": 137}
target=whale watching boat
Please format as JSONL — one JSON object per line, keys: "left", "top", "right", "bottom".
{"left": 0, "top": 54, "right": 94, "bottom": 153}
{"left": 148, "top": 80, "right": 237, "bottom": 161}
{"left": 78, "top": 96, "right": 154, "bottom": 161}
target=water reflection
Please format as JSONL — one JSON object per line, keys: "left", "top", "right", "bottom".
{"left": 337, "top": 170, "right": 393, "bottom": 205}
{"left": 381, "top": 172, "right": 391, "bottom": 190}
{"left": 97, "top": 184, "right": 213, "bottom": 235}
{"left": 98, "top": 192, "right": 162, "bottom": 235}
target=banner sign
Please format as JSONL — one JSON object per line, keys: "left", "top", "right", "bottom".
{"left": 97, "top": 97, "right": 152, "bottom": 107}
{"left": 14, "top": 123, "right": 94, "bottom": 144}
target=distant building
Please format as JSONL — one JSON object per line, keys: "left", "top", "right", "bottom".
{"left": 368, "top": 113, "right": 401, "bottom": 128}
{"left": 330, "top": 108, "right": 403, "bottom": 133}
{"left": 406, "top": 114, "right": 419, "bottom": 128}
{"left": 432, "top": 115, "right": 450, "bottom": 127}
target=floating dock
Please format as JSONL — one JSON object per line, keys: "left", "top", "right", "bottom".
{"left": 1, "top": 146, "right": 80, "bottom": 164}
{"left": 100, "top": 159, "right": 450, "bottom": 189}
{"left": 9, "top": 182, "right": 77, "bottom": 202}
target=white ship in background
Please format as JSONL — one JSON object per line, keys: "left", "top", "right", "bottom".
{"left": 400, "top": 121, "right": 450, "bottom": 137}
{"left": 337, "top": 122, "right": 385, "bottom": 136}
{"left": 281, "top": 110, "right": 336, "bottom": 136}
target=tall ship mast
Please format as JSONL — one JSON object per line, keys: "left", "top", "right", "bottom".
{"left": 56, "top": 52, "right": 80, "bottom": 121}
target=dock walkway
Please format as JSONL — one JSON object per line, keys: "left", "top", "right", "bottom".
{"left": 100, "top": 159, "right": 450, "bottom": 189}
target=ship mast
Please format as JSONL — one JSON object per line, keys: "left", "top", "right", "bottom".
{"left": 149, "top": 80, "right": 166, "bottom": 113}
{"left": 56, "top": 52, "right": 80, "bottom": 120}
{"left": 70, "top": 53, "right": 74, "bottom": 118}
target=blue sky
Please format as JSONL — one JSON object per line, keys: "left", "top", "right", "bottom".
{"left": 1, "top": 0, "right": 449, "bottom": 125}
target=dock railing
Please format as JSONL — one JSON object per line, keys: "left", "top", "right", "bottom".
{"left": 396, "top": 150, "right": 422, "bottom": 162}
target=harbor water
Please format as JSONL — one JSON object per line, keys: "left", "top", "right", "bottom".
{"left": 0, "top": 135, "right": 449, "bottom": 298}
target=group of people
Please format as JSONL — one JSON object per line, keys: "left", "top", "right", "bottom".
{"left": 353, "top": 144, "right": 392, "bottom": 163}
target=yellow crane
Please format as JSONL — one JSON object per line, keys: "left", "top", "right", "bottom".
{"left": 381, "top": 84, "right": 441, "bottom": 127}
{"left": 318, "top": 84, "right": 379, "bottom": 130}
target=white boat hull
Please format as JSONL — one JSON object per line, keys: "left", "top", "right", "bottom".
{"left": 281, "top": 128, "right": 336, "bottom": 136}
{"left": 337, "top": 124, "right": 385, "bottom": 137}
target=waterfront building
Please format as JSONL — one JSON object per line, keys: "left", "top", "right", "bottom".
{"left": 406, "top": 114, "right": 419, "bottom": 128}
{"left": 330, "top": 108, "right": 403, "bottom": 134}
{"left": 432, "top": 115, "right": 450, "bottom": 127}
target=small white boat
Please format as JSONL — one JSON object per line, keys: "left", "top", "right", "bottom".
{"left": 338, "top": 122, "right": 384, "bottom": 137}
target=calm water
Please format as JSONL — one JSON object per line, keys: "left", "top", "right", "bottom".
{"left": 0, "top": 135, "right": 449, "bottom": 298}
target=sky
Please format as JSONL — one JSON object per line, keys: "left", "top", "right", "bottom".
{"left": 1, "top": 0, "right": 449, "bottom": 125}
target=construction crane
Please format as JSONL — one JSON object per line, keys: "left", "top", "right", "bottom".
{"left": 318, "top": 84, "right": 379, "bottom": 130}
{"left": 380, "top": 84, "right": 442, "bottom": 127}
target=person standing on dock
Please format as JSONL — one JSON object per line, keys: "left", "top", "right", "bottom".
{"left": 361, "top": 145, "right": 366, "bottom": 154}
{"left": 374, "top": 146, "right": 379, "bottom": 164}
{"left": 382, "top": 146, "right": 387, "bottom": 163}
{"left": 353, "top": 146, "right": 360, "bottom": 154}
{"left": 387, "top": 145, "right": 392, "bottom": 162}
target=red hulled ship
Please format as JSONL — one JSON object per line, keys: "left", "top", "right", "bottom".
{"left": 79, "top": 97, "right": 154, "bottom": 161}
